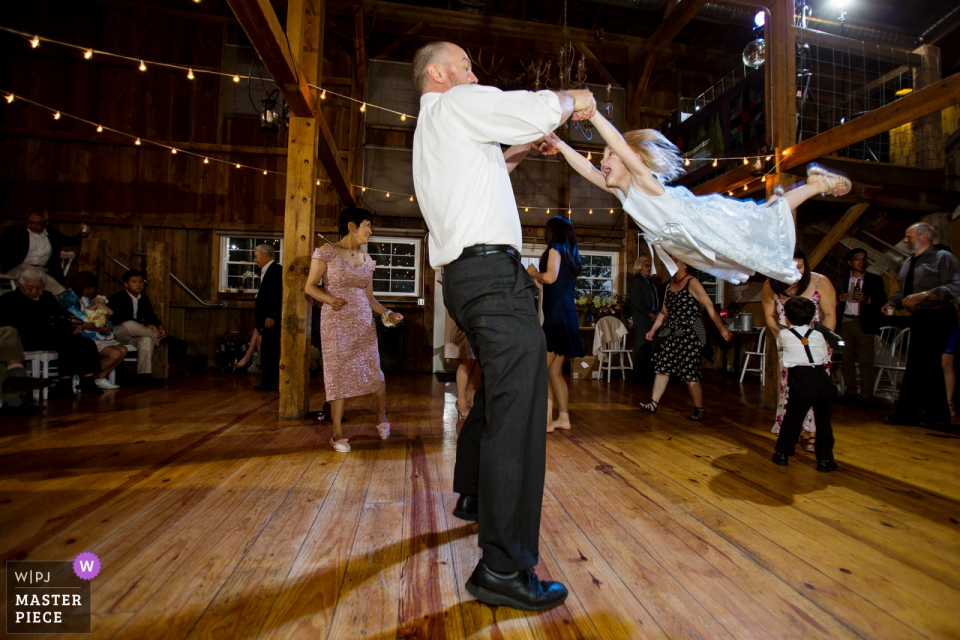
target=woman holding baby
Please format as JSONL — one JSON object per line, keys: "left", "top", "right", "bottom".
{"left": 61, "top": 271, "right": 128, "bottom": 390}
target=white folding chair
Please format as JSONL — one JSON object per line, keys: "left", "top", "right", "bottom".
{"left": 60, "top": 251, "right": 75, "bottom": 280}
{"left": 0, "top": 274, "right": 16, "bottom": 296}
{"left": 23, "top": 350, "right": 59, "bottom": 400}
{"left": 596, "top": 317, "right": 634, "bottom": 383}
{"left": 873, "top": 326, "right": 909, "bottom": 401}
{"left": 739, "top": 326, "right": 766, "bottom": 384}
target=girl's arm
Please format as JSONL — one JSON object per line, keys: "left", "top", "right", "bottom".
{"left": 543, "top": 133, "right": 617, "bottom": 195}
{"left": 365, "top": 281, "right": 404, "bottom": 325}
{"left": 527, "top": 249, "right": 561, "bottom": 284}
{"left": 761, "top": 280, "right": 780, "bottom": 339}
{"left": 304, "top": 257, "right": 347, "bottom": 310}
{"left": 587, "top": 112, "right": 656, "bottom": 182}
{"left": 689, "top": 279, "right": 733, "bottom": 341}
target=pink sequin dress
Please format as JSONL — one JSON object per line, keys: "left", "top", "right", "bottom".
{"left": 312, "top": 244, "right": 384, "bottom": 402}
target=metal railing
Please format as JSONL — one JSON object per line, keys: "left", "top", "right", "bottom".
{"left": 105, "top": 253, "right": 227, "bottom": 308}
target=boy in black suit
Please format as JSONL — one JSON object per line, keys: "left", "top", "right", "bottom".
{"left": 107, "top": 269, "right": 165, "bottom": 386}
{"left": 253, "top": 244, "right": 282, "bottom": 391}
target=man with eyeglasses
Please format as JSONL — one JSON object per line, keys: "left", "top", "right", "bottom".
{"left": 833, "top": 248, "right": 887, "bottom": 408}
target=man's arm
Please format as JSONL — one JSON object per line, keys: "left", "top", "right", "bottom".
{"left": 930, "top": 253, "right": 960, "bottom": 302}
{"left": 503, "top": 142, "right": 535, "bottom": 174}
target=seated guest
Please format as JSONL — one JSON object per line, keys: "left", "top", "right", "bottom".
{"left": 62, "top": 271, "right": 128, "bottom": 390}
{"left": 0, "top": 267, "right": 102, "bottom": 398}
{"left": 0, "top": 208, "right": 89, "bottom": 296}
{"left": 833, "top": 248, "right": 887, "bottom": 408}
{"left": 253, "top": 244, "right": 282, "bottom": 391}
{"left": 107, "top": 269, "right": 165, "bottom": 386}
{"left": 0, "top": 326, "right": 54, "bottom": 415}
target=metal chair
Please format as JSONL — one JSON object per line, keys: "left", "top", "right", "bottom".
{"left": 595, "top": 317, "right": 634, "bottom": 383}
{"left": 873, "top": 326, "right": 910, "bottom": 401}
{"left": 739, "top": 326, "right": 766, "bottom": 384}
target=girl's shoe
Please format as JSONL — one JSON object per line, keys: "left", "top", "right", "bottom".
{"left": 329, "top": 437, "right": 351, "bottom": 453}
{"left": 95, "top": 378, "right": 120, "bottom": 390}
{"left": 807, "top": 164, "right": 852, "bottom": 197}
{"left": 376, "top": 422, "right": 391, "bottom": 440}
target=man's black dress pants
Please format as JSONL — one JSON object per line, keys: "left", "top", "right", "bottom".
{"left": 892, "top": 309, "right": 957, "bottom": 424}
{"left": 443, "top": 251, "right": 548, "bottom": 573}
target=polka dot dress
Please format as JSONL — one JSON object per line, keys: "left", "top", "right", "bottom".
{"left": 654, "top": 277, "right": 703, "bottom": 382}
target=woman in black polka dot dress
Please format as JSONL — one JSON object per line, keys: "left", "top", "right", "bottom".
{"left": 639, "top": 258, "right": 732, "bottom": 420}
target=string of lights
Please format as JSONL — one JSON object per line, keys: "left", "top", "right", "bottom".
{"left": 3, "top": 90, "right": 629, "bottom": 213}
{"left": 0, "top": 25, "right": 416, "bottom": 123}
{"left": 3, "top": 25, "right": 793, "bottom": 167}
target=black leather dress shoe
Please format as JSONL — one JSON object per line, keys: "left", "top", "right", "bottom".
{"left": 465, "top": 560, "right": 568, "bottom": 611}
{"left": 771, "top": 452, "right": 789, "bottom": 466}
{"left": 0, "top": 403, "right": 46, "bottom": 416}
{"left": 253, "top": 384, "right": 278, "bottom": 392}
{"left": 817, "top": 459, "right": 839, "bottom": 473}
{"left": 452, "top": 494, "right": 479, "bottom": 522}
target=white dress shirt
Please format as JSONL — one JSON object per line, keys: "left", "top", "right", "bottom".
{"left": 778, "top": 324, "right": 829, "bottom": 368}
{"left": 25, "top": 229, "right": 52, "bottom": 267}
{"left": 413, "top": 84, "right": 564, "bottom": 268}
{"left": 844, "top": 275, "right": 863, "bottom": 316}
{"left": 127, "top": 290, "right": 140, "bottom": 318}
{"left": 257, "top": 260, "right": 274, "bottom": 297}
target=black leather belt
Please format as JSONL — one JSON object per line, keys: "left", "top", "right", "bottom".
{"left": 454, "top": 244, "right": 520, "bottom": 262}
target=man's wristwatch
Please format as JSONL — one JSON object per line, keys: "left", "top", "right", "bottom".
{"left": 923, "top": 291, "right": 931, "bottom": 299}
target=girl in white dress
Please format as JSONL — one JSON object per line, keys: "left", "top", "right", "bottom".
{"left": 541, "top": 112, "right": 852, "bottom": 285}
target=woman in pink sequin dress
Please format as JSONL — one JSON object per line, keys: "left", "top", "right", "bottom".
{"left": 305, "top": 208, "right": 404, "bottom": 453}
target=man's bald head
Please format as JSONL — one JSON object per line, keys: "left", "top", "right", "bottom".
{"left": 412, "top": 42, "right": 476, "bottom": 94}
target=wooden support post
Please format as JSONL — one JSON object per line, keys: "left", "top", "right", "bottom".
{"left": 146, "top": 242, "right": 170, "bottom": 380}
{"left": 279, "top": 0, "right": 323, "bottom": 420}
{"left": 914, "top": 44, "right": 943, "bottom": 169}
{"left": 78, "top": 237, "right": 101, "bottom": 275}
{"left": 807, "top": 203, "right": 869, "bottom": 269}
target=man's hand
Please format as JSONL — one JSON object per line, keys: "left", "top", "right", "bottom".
{"left": 157, "top": 325, "right": 167, "bottom": 339}
{"left": 881, "top": 301, "right": 897, "bottom": 313}
{"left": 264, "top": 318, "right": 275, "bottom": 329}
{"left": 98, "top": 325, "right": 112, "bottom": 334}
{"left": 527, "top": 264, "right": 540, "bottom": 278}
{"left": 567, "top": 89, "right": 596, "bottom": 115}
{"left": 838, "top": 292, "right": 848, "bottom": 302}
{"left": 80, "top": 223, "right": 90, "bottom": 236}
{"left": 537, "top": 132, "right": 561, "bottom": 155}
{"left": 902, "top": 293, "right": 927, "bottom": 308}
{"left": 70, "top": 318, "right": 83, "bottom": 335}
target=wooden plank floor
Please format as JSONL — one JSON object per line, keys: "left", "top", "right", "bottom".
{"left": 2, "top": 370, "right": 960, "bottom": 639}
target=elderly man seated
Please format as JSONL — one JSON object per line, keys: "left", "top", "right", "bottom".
{"left": 0, "top": 326, "right": 54, "bottom": 416}
{"left": 0, "top": 208, "right": 89, "bottom": 296}
{"left": 0, "top": 267, "right": 102, "bottom": 398}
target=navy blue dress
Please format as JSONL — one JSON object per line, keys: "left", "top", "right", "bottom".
{"left": 540, "top": 244, "right": 586, "bottom": 358}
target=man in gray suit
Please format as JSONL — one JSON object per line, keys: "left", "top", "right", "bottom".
{"left": 628, "top": 254, "right": 660, "bottom": 383}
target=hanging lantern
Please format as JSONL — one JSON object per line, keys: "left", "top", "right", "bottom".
{"left": 260, "top": 96, "right": 280, "bottom": 133}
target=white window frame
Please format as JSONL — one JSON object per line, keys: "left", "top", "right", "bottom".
{"left": 218, "top": 233, "right": 283, "bottom": 293}
{"left": 365, "top": 236, "right": 421, "bottom": 298}
{"left": 577, "top": 250, "right": 620, "bottom": 299}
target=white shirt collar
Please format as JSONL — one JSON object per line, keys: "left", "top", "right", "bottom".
{"left": 127, "top": 290, "right": 141, "bottom": 300}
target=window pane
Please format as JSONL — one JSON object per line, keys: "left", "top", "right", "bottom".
{"left": 391, "top": 280, "right": 414, "bottom": 293}
{"left": 395, "top": 269, "right": 415, "bottom": 281}
{"left": 594, "top": 266, "right": 612, "bottom": 279}
{"left": 593, "top": 256, "right": 612, "bottom": 266}
{"left": 393, "top": 255, "right": 415, "bottom": 268}
{"left": 374, "top": 267, "right": 391, "bottom": 279}
{"left": 368, "top": 242, "right": 388, "bottom": 255}
{"left": 372, "top": 280, "right": 390, "bottom": 292}
{"left": 394, "top": 243, "right": 414, "bottom": 256}
{"left": 596, "top": 280, "right": 613, "bottom": 293}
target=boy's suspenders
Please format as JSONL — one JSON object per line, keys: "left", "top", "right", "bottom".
{"left": 787, "top": 327, "right": 816, "bottom": 364}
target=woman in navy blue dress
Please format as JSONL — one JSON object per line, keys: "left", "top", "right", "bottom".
{"left": 528, "top": 216, "right": 586, "bottom": 432}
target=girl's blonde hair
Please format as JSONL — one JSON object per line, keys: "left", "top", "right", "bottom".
{"left": 623, "top": 129, "right": 685, "bottom": 183}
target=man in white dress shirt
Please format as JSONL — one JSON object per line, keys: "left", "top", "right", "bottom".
{"left": 411, "top": 40, "right": 595, "bottom": 611}
{"left": 0, "top": 208, "right": 89, "bottom": 295}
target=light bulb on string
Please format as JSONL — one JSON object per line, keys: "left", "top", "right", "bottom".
{"left": 53, "top": 111, "right": 61, "bottom": 120}
{"left": 236, "top": 163, "right": 241, "bottom": 169}
{"left": 385, "top": 192, "right": 390, "bottom": 197}
{"left": 233, "top": 75, "right": 240, "bottom": 83}
{"left": 546, "top": 208, "right": 550, "bottom": 214}
{"left": 139, "top": 60, "right": 146, "bottom": 72}
{"left": 766, "top": 155, "right": 772, "bottom": 161}
{"left": 360, "top": 103, "right": 366, "bottom": 112}
{"left": 743, "top": 184, "right": 748, "bottom": 190}
{"left": 409, "top": 196, "right": 414, "bottom": 202}
{"left": 203, "top": 157, "right": 209, "bottom": 164}
{"left": 171, "top": 148, "right": 177, "bottom": 154}
{"left": 524, "top": 207, "right": 529, "bottom": 212}
{"left": 84, "top": 49, "right": 93, "bottom": 60}
{"left": 586, "top": 151, "right": 592, "bottom": 160}
{"left": 401, "top": 114, "right": 407, "bottom": 122}
{"left": 5, "top": 94, "right": 13, "bottom": 103}
{"left": 728, "top": 191, "right": 734, "bottom": 196}
{"left": 568, "top": 209, "right": 572, "bottom": 215}
{"left": 30, "top": 36, "right": 39, "bottom": 48}
{"left": 134, "top": 138, "right": 141, "bottom": 145}
{"left": 187, "top": 69, "right": 194, "bottom": 80}
{"left": 684, "top": 159, "right": 690, "bottom": 166}
{"left": 743, "top": 157, "right": 749, "bottom": 165}
{"left": 589, "top": 209, "right": 593, "bottom": 214}
{"left": 263, "top": 170, "right": 268, "bottom": 175}
{"left": 320, "top": 90, "right": 326, "bottom": 99}
{"left": 712, "top": 160, "right": 718, "bottom": 167}
{"left": 762, "top": 175, "right": 767, "bottom": 182}
{"left": 609, "top": 209, "right": 614, "bottom": 214}
{"left": 96, "top": 125, "right": 102, "bottom": 132}
{"left": 316, "top": 179, "right": 320, "bottom": 185}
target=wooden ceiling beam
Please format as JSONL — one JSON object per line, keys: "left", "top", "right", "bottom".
{"left": 808, "top": 203, "right": 869, "bottom": 268}
{"left": 374, "top": 21, "right": 427, "bottom": 60}
{"left": 781, "top": 71, "right": 960, "bottom": 171}
{"left": 226, "top": 0, "right": 354, "bottom": 203}
{"left": 627, "top": 0, "right": 709, "bottom": 126}
{"left": 573, "top": 41, "right": 621, "bottom": 88}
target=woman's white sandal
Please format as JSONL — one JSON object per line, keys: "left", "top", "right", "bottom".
{"left": 807, "top": 164, "right": 852, "bottom": 197}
